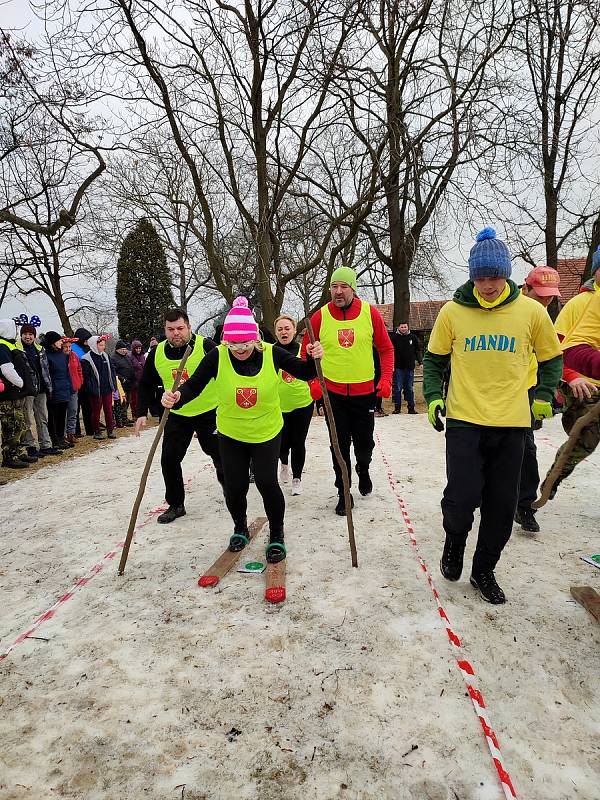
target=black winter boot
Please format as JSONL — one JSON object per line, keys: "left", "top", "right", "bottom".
{"left": 266, "top": 530, "right": 286, "bottom": 564}
{"left": 229, "top": 519, "right": 249, "bottom": 552}
{"left": 440, "top": 536, "right": 465, "bottom": 582}
{"left": 335, "top": 493, "right": 354, "bottom": 516}
{"left": 157, "top": 505, "right": 186, "bottom": 524}
{"left": 355, "top": 465, "right": 373, "bottom": 496}
{"left": 470, "top": 570, "right": 506, "bottom": 604}
{"left": 514, "top": 506, "right": 540, "bottom": 533}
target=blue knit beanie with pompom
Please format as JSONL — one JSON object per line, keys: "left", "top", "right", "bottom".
{"left": 591, "top": 245, "right": 600, "bottom": 274}
{"left": 468, "top": 227, "right": 512, "bottom": 280}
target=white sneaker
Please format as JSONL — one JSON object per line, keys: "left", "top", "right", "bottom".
{"left": 280, "top": 463, "right": 290, "bottom": 483}
{"left": 291, "top": 478, "right": 302, "bottom": 495}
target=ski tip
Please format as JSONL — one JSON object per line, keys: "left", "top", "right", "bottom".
{"left": 265, "top": 586, "right": 286, "bottom": 604}
{"left": 198, "top": 575, "right": 219, "bottom": 588}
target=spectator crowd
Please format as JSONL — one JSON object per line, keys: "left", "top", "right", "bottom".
{"left": 0, "top": 319, "right": 159, "bottom": 470}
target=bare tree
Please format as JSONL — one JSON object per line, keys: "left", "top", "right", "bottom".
{"left": 0, "top": 29, "right": 106, "bottom": 236}
{"left": 509, "top": 0, "right": 600, "bottom": 267}
{"left": 51, "top": 0, "right": 379, "bottom": 327}
{"left": 107, "top": 138, "right": 215, "bottom": 310}
{"left": 332, "top": 0, "right": 516, "bottom": 325}
{"left": 0, "top": 128, "right": 108, "bottom": 334}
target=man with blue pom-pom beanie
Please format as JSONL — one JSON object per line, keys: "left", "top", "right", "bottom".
{"left": 422, "top": 227, "right": 563, "bottom": 604}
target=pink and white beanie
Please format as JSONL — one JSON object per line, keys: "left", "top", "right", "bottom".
{"left": 221, "top": 297, "right": 260, "bottom": 343}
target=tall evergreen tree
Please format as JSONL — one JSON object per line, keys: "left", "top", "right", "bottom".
{"left": 116, "top": 218, "right": 175, "bottom": 344}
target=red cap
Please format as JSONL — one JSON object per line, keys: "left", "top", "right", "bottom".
{"left": 525, "top": 266, "right": 561, "bottom": 297}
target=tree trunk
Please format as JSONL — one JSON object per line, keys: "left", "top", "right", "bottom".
{"left": 391, "top": 245, "right": 414, "bottom": 328}
{"left": 385, "top": 29, "right": 411, "bottom": 328}
{"left": 544, "top": 184, "right": 559, "bottom": 268}
{"left": 55, "top": 297, "right": 74, "bottom": 336}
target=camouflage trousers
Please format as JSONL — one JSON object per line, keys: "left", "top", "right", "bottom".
{"left": 0, "top": 398, "right": 28, "bottom": 464}
{"left": 545, "top": 383, "right": 600, "bottom": 485}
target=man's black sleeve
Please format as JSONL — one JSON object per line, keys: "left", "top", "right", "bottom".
{"left": 272, "top": 345, "right": 317, "bottom": 380}
{"left": 136, "top": 349, "right": 160, "bottom": 417}
{"left": 175, "top": 347, "right": 219, "bottom": 407}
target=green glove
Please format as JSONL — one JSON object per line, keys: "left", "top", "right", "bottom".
{"left": 531, "top": 399, "right": 553, "bottom": 421}
{"left": 428, "top": 398, "right": 446, "bottom": 431}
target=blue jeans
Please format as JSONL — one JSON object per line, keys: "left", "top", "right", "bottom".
{"left": 66, "top": 391, "right": 79, "bottom": 435}
{"left": 393, "top": 368, "right": 415, "bottom": 410}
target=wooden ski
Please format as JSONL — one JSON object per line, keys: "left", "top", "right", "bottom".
{"left": 265, "top": 559, "right": 286, "bottom": 604}
{"left": 198, "top": 516, "right": 267, "bottom": 587}
{"left": 570, "top": 586, "right": 600, "bottom": 623}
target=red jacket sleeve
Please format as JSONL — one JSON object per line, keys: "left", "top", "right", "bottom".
{"left": 370, "top": 306, "right": 394, "bottom": 383}
{"left": 563, "top": 344, "right": 600, "bottom": 381}
{"left": 69, "top": 351, "right": 84, "bottom": 391}
{"left": 557, "top": 333, "right": 582, "bottom": 383}
{"left": 301, "top": 309, "right": 322, "bottom": 359}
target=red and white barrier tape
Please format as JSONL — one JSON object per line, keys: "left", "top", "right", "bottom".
{"left": 0, "top": 466, "right": 210, "bottom": 664}
{"left": 377, "top": 435, "right": 517, "bottom": 800}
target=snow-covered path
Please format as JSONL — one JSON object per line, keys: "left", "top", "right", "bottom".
{"left": 0, "top": 414, "right": 598, "bottom": 799}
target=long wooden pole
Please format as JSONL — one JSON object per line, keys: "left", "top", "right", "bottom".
{"left": 305, "top": 318, "right": 358, "bottom": 568}
{"left": 532, "top": 397, "right": 600, "bottom": 510}
{"left": 117, "top": 344, "right": 193, "bottom": 575}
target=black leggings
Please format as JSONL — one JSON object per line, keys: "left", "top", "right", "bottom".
{"left": 218, "top": 432, "right": 284, "bottom": 534}
{"left": 280, "top": 403, "right": 313, "bottom": 479}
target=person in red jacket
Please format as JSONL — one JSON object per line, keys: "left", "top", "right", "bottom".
{"left": 302, "top": 266, "right": 394, "bottom": 514}
{"left": 63, "top": 338, "right": 83, "bottom": 445}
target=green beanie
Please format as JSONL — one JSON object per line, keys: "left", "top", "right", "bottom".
{"left": 330, "top": 266, "right": 357, "bottom": 291}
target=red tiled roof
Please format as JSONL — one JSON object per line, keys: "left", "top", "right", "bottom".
{"left": 375, "top": 300, "right": 449, "bottom": 332}
{"left": 555, "top": 258, "right": 587, "bottom": 303}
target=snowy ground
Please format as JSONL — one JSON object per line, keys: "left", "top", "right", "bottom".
{"left": 0, "top": 413, "right": 598, "bottom": 800}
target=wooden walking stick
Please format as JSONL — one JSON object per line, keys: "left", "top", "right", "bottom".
{"left": 532, "top": 397, "right": 600, "bottom": 510}
{"left": 117, "top": 344, "right": 193, "bottom": 575}
{"left": 305, "top": 318, "right": 358, "bottom": 568}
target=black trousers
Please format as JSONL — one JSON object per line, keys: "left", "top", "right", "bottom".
{"left": 161, "top": 410, "right": 222, "bottom": 507}
{"left": 218, "top": 432, "right": 284, "bottom": 534}
{"left": 280, "top": 403, "right": 314, "bottom": 479}
{"left": 442, "top": 426, "right": 525, "bottom": 573}
{"left": 324, "top": 392, "right": 375, "bottom": 492}
{"left": 518, "top": 427, "right": 539, "bottom": 510}
{"left": 47, "top": 401, "right": 68, "bottom": 445}
{"left": 77, "top": 390, "right": 93, "bottom": 435}
{"left": 517, "top": 388, "right": 540, "bottom": 511}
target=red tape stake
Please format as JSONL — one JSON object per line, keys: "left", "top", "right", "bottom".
{"left": 376, "top": 435, "right": 517, "bottom": 800}
{"left": 0, "top": 468, "right": 209, "bottom": 664}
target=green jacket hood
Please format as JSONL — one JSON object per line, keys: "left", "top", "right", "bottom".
{"left": 452, "top": 279, "right": 521, "bottom": 309}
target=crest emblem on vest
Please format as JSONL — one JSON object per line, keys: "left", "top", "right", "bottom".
{"left": 281, "top": 370, "right": 295, "bottom": 384}
{"left": 338, "top": 328, "right": 354, "bottom": 348}
{"left": 236, "top": 387, "right": 257, "bottom": 408}
{"left": 172, "top": 368, "right": 190, "bottom": 383}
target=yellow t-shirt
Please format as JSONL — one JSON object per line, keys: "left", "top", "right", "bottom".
{"left": 554, "top": 288, "right": 597, "bottom": 338}
{"left": 561, "top": 288, "right": 600, "bottom": 351}
{"left": 559, "top": 289, "right": 600, "bottom": 386}
{"left": 428, "top": 294, "right": 562, "bottom": 426}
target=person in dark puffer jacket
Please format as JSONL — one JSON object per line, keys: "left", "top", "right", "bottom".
{"left": 111, "top": 339, "right": 136, "bottom": 425}
{"left": 127, "top": 339, "right": 146, "bottom": 418}
{"left": 16, "top": 323, "right": 61, "bottom": 457}
{"left": 71, "top": 327, "right": 93, "bottom": 435}
{"left": 44, "top": 331, "right": 74, "bottom": 450}
{"left": 81, "top": 335, "right": 117, "bottom": 440}
{"left": 0, "top": 318, "right": 37, "bottom": 468}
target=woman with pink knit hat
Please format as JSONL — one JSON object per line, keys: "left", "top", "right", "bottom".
{"left": 162, "top": 297, "right": 323, "bottom": 564}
